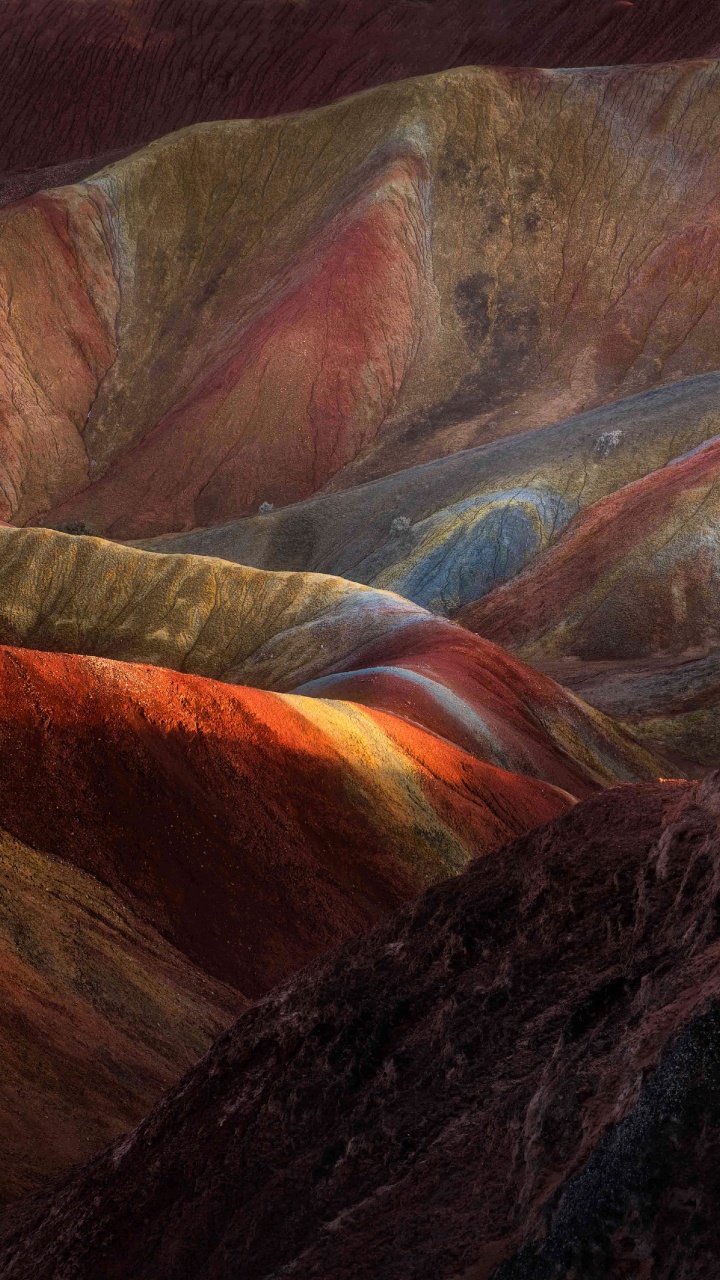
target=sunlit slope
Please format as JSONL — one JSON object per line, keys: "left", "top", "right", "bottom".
{"left": 5, "top": 63, "right": 720, "bottom": 536}
{"left": 0, "top": 644, "right": 573, "bottom": 995}
{"left": 0, "top": 527, "right": 666, "bottom": 792}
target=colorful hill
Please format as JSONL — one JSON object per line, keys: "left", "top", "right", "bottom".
{"left": 0, "top": 527, "right": 665, "bottom": 794}
{"left": 4, "top": 64, "right": 720, "bottom": 537}
{"left": 141, "top": 372, "right": 720, "bottom": 614}
{"left": 2, "top": 13, "right": 720, "bottom": 1257}
{"left": 0, "top": 825, "right": 240, "bottom": 1203}
{"left": 461, "top": 433, "right": 720, "bottom": 766}
{"left": 0, "top": 642, "right": 576, "bottom": 997}
{"left": 2, "top": 0, "right": 720, "bottom": 180}
{"left": 5, "top": 774, "right": 720, "bottom": 1277}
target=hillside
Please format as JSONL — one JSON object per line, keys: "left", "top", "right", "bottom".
{"left": 3, "top": 776, "right": 720, "bottom": 1277}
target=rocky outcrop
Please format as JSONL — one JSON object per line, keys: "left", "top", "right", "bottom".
{"left": 4, "top": 776, "right": 720, "bottom": 1277}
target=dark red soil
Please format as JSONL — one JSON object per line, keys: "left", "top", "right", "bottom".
{"left": 2, "top": 0, "right": 720, "bottom": 177}
{"left": 4, "top": 775, "right": 720, "bottom": 1278}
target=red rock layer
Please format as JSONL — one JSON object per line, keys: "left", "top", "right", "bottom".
{"left": 459, "top": 434, "right": 720, "bottom": 661}
{"left": 45, "top": 146, "right": 433, "bottom": 537}
{"left": 8, "top": 776, "right": 720, "bottom": 1277}
{"left": 304, "top": 617, "right": 663, "bottom": 795}
{"left": 0, "top": 644, "right": 570, "bottom": 997}
{"left": 0, "top": 188, "right": 117, "bottom": 524}
{"left": 2, "top": 0, "right": 720, "bottom": 176}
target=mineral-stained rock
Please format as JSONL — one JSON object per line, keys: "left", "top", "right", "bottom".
{"left": 6, "top": 63, "right": 720, "bottom": 534}
{"left": 460, "top": 432, "right": 720, "bottom": 766}
{"left": 5, "top": 776, "right": 720, "bottom": 1277}
{"left": 0, "top": 188, "right": 118, "bottom": 525}
{"left": 139, "top": 371, "right": 720, "bottom": 614}
{"left": 0, "top": 527, "right": 666, "bottom": 794}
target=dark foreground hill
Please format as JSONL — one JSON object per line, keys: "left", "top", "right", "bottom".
{"left": 3, "top": 0, "right": 720, "bottom": 184}
{"left": 2, "top": 774, "right": 720, "bottom": 1278}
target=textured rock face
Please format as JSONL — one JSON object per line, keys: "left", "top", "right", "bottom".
{"left": 0, "top": 825, "right": 241, "bottom": 1204}
{"left": 0, "top": 188, "right": 118, "bottom": 524}
{"left": 5, "top": 776, "right": 720, "bottom": 1278}
{"left": 2, "top": 13, "right": 720, "bottom": 1253}
{"left": 460, "top": 434, "right": 720, "bottom": 664}
{"left": 2, "top": 0, "right": 719, "bottom": 178}
{"left": 141, "top": 372, "right": 720, "bottom": 613}
{"left": 6, "top": 63, "right": 720, "bottom": 535}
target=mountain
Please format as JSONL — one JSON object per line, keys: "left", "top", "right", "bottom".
{"left": 2, "top": 10, "right": 720, "bottom": 1251}
{"left": 0, "top": 526, "right": 665, "bottom": 794}
{"left": 140, "top": 372, "right": 720, "bottom": 614}
{"left": 3, "top": 774, "right": 720, "bottom": 1277}
{"left": 6, "top": 63, "right": 720, "bottom": 540}
{"left": 0, "top": 641, "right": 574, "bottom": 997}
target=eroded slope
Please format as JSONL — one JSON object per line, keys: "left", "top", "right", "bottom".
{"left": 0, "top": 643, "right": 572, "bottom": 994}
{"left": 0, "top": 826, "right": 240, "bottom": 1204}
{"left": 6, "top": 64, "right": 720, "bottom": 534}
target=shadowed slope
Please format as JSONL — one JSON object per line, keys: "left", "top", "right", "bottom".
{"left": 461, "top": 434, "right": 720, "bottom": 764}
{"left": 2, "top": 0, "right": 720, "bottom": 177}
{"left": 140, "top": 372, "right": 720, "bottom": 613}
{"left": 0, "top": 826, "right": 240, "bottom": 1204}
{"left": 537, "top": 653, "right": 720, "bottom": 774}
{"left": 6, "top": 63, "right": 720, "bottom": 534}
{"left": 0, "top": 644, "right": 572, "bottom": 995}
{"left": 0, "top": 527, "right": 665, "bottom": 793}
{"left": 7, "top": 776, "right": 720, "bottom": 1278}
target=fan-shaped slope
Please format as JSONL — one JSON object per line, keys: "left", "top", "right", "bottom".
{"left": 7, "top": 775, "right": 720, "bottom": 1278}
{"left": 0, "top": 826, "right": 240, "bottom": 1204}
{"left": 6, "top": 63, "right": 720, "bottom": 535}
{"left": 0, "top": 527, "right": 665, "bottom": 793}
{"left": 2, "top": 0, "right": 720, "bottom": 177}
